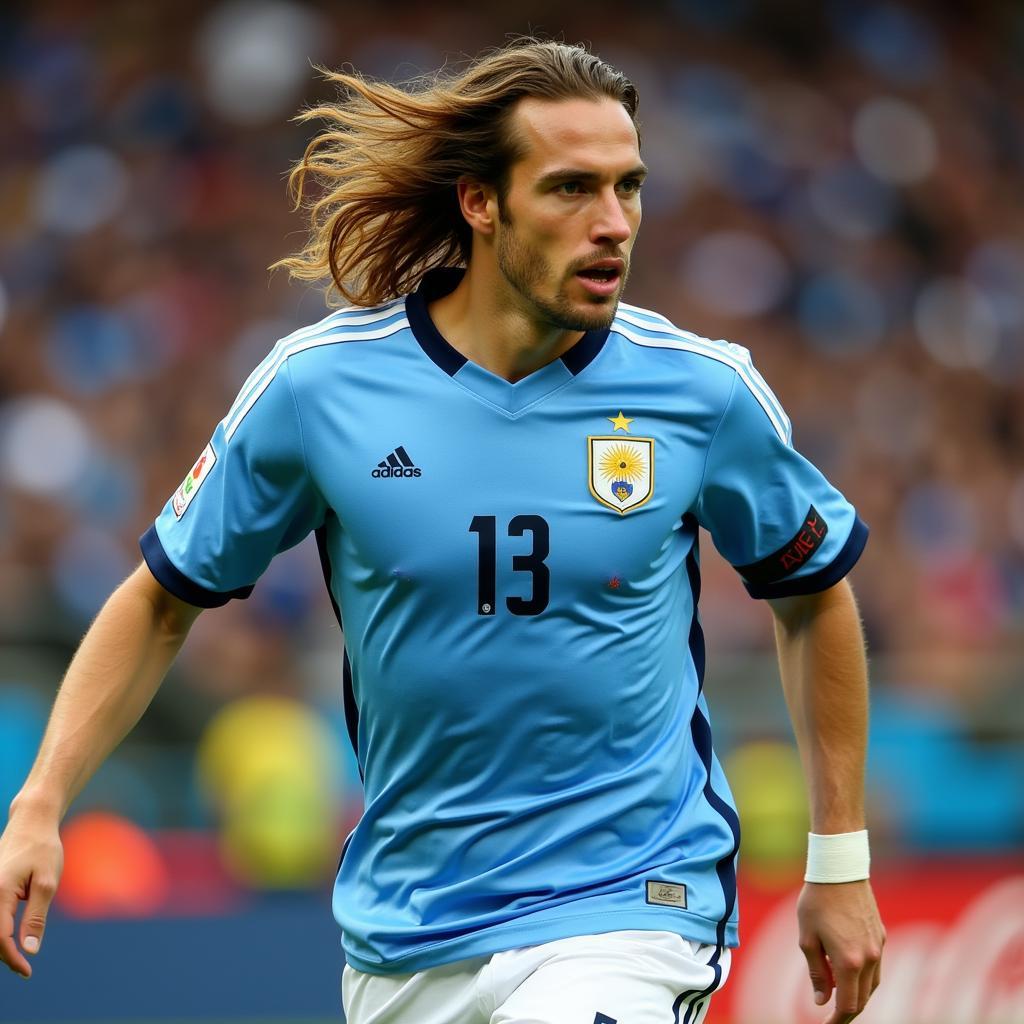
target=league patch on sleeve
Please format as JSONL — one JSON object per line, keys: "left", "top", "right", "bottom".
{"left": 736, "top": 505, "right": 828, "bottom": 586}
{"left": 171, "top": 443, "right": 216, "bottom": 519}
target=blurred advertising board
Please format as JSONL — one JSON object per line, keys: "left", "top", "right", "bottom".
{"left": 1, "top": 857, "right": 1019, "bottom": 1022}
{"left": 715, "top": 860, "right": 1024, "bottom": 1024}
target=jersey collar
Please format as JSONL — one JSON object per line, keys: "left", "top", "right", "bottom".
{"left": 405, "top": 268, "right": 610, "bottom": 397}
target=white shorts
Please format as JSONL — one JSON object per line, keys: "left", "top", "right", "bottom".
{"left": 342, "top": 929, "right": 730, "bottom": 1024}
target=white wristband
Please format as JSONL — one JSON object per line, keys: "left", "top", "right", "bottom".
{"left": 804, "top": 830, "right": 870, "bottom": 883}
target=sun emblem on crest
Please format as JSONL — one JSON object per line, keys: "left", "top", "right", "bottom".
{"left": 599, "top": 444, "right": 646, "bottom": 484}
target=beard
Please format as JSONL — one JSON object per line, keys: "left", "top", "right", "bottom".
{"left": 495, "top": 218, "right": 628, "bottom": 332}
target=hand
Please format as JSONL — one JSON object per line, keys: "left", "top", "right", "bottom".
{"left": 0, "top": 804, "right": 64, "bottom": 978}
{"left": 797, "top": 879, "right": 885, "bottom": 1023}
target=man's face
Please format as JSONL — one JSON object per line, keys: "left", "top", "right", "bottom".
{"left": 493, "top": 96, "right": 645, "bottom": 332}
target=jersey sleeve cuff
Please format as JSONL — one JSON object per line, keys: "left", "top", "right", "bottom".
{"left": 139, "top": 524, "right": 255, "bottom": 608}
{"left": 741, "top": 515, "right": 869, "bottom": 600}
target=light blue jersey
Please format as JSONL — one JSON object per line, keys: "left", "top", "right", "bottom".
{"left": 142, "top": 269, "right": 867, "bottom": 974}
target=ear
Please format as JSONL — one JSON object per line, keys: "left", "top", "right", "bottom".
{"left": 456, "top": 180, "right": 499, "bottom": 237}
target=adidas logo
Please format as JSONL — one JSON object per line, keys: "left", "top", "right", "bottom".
{"left": 371, "top": 445, "right": 422, "bottom": 478}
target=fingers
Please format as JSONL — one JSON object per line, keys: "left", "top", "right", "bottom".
{"left": 799, "top": 935, "right": 834, "bottom": 1007}
{"left": 824, "top": 960, "right": 862, "bottom": 1024}
{"left": 857, "top": 952, "right": 881, "bottom": 1014}
{"left": 851, "top": 942, "right": 884, "bottom": 1015}
{"left": 19, "top": 870, "right": 57, "bottom": 961}
{"left": 822, "top": 945, "right": 883, "bottom": 1024}
{"left": 0, "top": 887, "right": 31, "bottom": 979}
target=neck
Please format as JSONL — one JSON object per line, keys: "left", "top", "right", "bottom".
{"left": 428, "top": 262, "right": 585, "bottom": 384}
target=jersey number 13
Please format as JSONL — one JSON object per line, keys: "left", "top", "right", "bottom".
{"left": 469, "top": 515, "right": 550, "bottom": 617}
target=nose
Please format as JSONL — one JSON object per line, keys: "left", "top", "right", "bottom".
{"left": 590, "top": 188, "right": 633, "bottom": 246}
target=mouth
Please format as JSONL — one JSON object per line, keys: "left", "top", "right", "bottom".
{"left": 575, "top": 259, "right": 625, "bottom": 297}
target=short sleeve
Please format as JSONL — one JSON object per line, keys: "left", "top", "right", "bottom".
{"left": 695, "top": 369, "right": 868, "bottom": 599}
{"left": 140, "top": 358, "right": 326, "bottom": 607}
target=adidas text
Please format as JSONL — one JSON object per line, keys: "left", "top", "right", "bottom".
{"left": 371, "top": 466, "right": 422, "bottom": 478}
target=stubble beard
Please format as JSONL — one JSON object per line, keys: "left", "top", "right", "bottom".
{"left": 495, "top": 219, "right": 627, "bottom": 333}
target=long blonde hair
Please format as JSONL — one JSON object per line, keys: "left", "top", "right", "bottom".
{"left": 272, "top": 39, "right": 639, "bottom": 307}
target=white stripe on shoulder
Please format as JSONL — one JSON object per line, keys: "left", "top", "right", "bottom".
{"left": 228, "top": 306, "right": 353, "bottom": 413}
{"left": 613, "top": 309, "right": 791, "bottom": 444}
{"left": 616, "top": 306, "right": 789, "bottom": 425}
{"left": 224, "top": 300, "right": 405, "bottom": 430}
{"left": 223, "top": 303, "right": 409, "bottom": 442}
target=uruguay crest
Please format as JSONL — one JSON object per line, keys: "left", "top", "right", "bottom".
{"left": 588, "top": 436, "right": 655, "bottom": 514}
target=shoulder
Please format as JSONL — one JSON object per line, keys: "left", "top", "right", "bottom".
{"left": 610, "top": 301, "right": 791, "bottom": 444}
{"left": 274, "top": 298, "right": 409, "bottom": 369}
{"left": 248, "top": 298, "right": 409, "bottom": 389}
{"left": 220, "top": 298, "right": 409, "bottom": 441}
{"left": 612, "top": 301, "right": 756, "bottom": 376}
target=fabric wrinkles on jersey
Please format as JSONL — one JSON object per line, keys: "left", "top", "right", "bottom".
{"left": 142, "top": 269, "right": 867, "bottom": 977}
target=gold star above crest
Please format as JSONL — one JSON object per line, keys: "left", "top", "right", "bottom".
{"left": 608, "top": 411, "right": 634, "bottom": 433}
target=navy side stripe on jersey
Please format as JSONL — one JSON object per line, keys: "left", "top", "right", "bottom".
{"left": 315, "top": 512, "right": 363, "bottom": 785}
{"left": 684, "top": 520, "right": 740, "bottom": 945}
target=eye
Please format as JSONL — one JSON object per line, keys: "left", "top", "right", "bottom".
{"left": 618, "top": 177, "right": 644, "bottom": 195}
{"left": 556, "top": 181, "right": 584, "bottom": 195}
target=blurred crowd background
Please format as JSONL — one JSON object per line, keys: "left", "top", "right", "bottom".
{"left": 1, "top": 0, "right": 1023, "bottom": 921}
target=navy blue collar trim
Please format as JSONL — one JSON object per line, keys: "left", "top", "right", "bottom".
{"left": 406, "top": 268, "right": 610, "bottom": 378}
{"left": 405, "top": 268, "right": 468, "bottom": 376}
{"left": 561, "top": 324, "right": 610, "bottom": 375}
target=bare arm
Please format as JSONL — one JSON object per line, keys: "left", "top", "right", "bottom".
{"left": 770, "top": 578, "right": 868, "bottom": 834}
{"left": 0, "top": 562, "right": 202, "bottom": 977}
{"left": 768, "top": 578, "right": 885, "bottom": 1024}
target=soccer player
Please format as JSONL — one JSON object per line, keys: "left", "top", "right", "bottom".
{"left": 0, "top": 39, "right": 884, "bottom": 1024}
